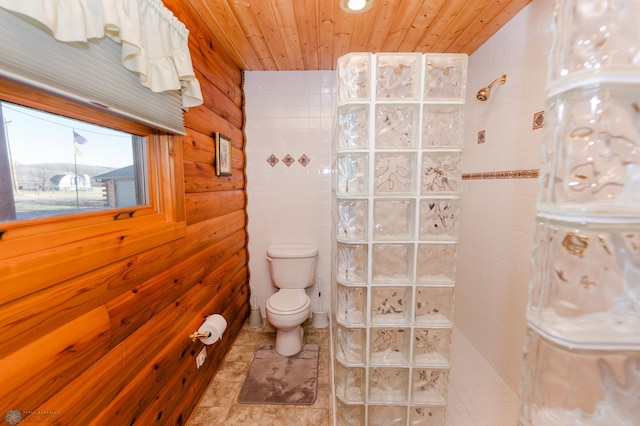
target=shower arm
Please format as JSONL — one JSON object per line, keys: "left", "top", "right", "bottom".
{"left": 488, "top": 74, "right": 507, "bottom": 89}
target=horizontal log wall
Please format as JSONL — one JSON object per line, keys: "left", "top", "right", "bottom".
{"left": 0, "top": 1, "right": 248, "bottom": 425}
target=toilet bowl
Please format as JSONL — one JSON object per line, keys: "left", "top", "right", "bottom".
{"left": 266, "top": 289, "right": 311, "bottom": 355}
{"left": 265, "top": 244, "right": 318, "bottom": 356}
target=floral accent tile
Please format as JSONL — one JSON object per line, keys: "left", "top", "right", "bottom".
{"left": 477, "top": 130, "right": 485, "bottom": 144}
{"left": 422, "top": 151, "right": 462, "bottom": 193}
{"left": 266, "top": 154, "right": 279, "bottom": 167}
{"left": 282, "top": 154, "right": 295, "bottom": 167}
{"left": 298, "top": 154, "right": 311, "bottom": 167}
{"left": 533, "top": 110, "right": 544, "bottom": 130}
{"left": 419, "top": 198, "right": 459, "bottom": 241}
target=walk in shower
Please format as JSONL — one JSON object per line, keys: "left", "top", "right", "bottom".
{"left": 332, "top": 52, "right": 468, "bottom": 425}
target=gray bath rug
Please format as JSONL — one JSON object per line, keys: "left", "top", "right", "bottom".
{"left": 238, "top": 343, "right": 319, "bottom": 405}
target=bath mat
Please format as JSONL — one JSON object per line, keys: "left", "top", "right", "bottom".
{"left": 238, "top": 344, "right": 319, "bottom": 405}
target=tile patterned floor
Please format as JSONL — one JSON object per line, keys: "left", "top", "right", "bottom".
{"left": 187, "top": 320, "right": 519, "bottom": 426}
{"left": 187, "top": 319, "right": 331, "bottom": 426}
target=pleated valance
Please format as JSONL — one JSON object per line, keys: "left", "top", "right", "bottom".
{"left": 0, "top": 0, "right": 203, "bottom": 108}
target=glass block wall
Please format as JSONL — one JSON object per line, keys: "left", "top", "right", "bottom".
{"left": 333, "top": 52, "right": 468, "bottom": 425}
{"left": 518, "top": 1, "right": 640, "bottom": 424}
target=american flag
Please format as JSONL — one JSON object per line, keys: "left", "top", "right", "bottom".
{"left": 73, "top": 131, "right": 88, "bottom": 145}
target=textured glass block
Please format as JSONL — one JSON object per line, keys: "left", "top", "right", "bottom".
{"left": 528, "top": 216, "right": 640, "bottom": 344}
{"left": 422, "top": 105, "right": 464, "bottom": 148}
{"left": 337, "top": 284, "right": 366, "bottom": 326}
{"left": 375, "top": 104, "right": 419, "bottom": 149}
{"left": 336, "top": 325, "right": 366, "bottom": 365}
{"left": 336, "top": 400, "right": 365, "bottom": 426}
{"left": 333, "top": 51, "right": 467, "bottom": 421}
{"left": 335, "top": 362, "right": 365, "bottom": 403}
{"left": 368, "top": 405, "right": 407, "bottom": 426}
{"left": 337, "top": 199, "right": 368, "bottom": 241}
{"left": 337, "top": 243, "right": 368, "bottom": 284}
{"left": 371, "top": 287, "right": 412, "bottom": 325}
{"left": 338, "top": 104, "right": 369, "bottom": 150}
{"left": 372, "top": 243, "right": 414, "bottom": 283}
{"left": 549, "top": 0, "right": 640, "bottom": 85}
{"left": 410, "top": 405, "right": 447, "bottom": 425}
{"left": 413, "top": 327, "right": 452, "bottom": 367}
{"left": 370, "top": 327, "right": 411, "bottom": 364}
{"left": 424, "top": 54, "right": 467, "bottom": 101}
{"left": 376, "top": 53, "right": 422, "bottom": 100}
{"left": 421, "top": 151, "right": 462, "bottom": 193}
{"left": 415, "top": 287, "right": 453, "bottom": 326}
{"left": 540, "top": 84, "right": 640, "bottom": 216}
{"left": 337, "top": 53, "right": 370, "bottom": 103}
{"left": 373, "top": 199, "right": 415, "bottom": 240}
{"left": 519, "top": 327, "right": 640, "bottom": 425}
{"left": 368, "top": 367, "right": 410, "bottom": 403}
{"left": 419, "top": 198, "right": 459, "bottom": 241}
{"left": 411, "top": 368, "right": 449, "bottom": 404}
{"left": 416, "top": 243, "right": 457, "bottom": 284}
{"left": 337, "top": 153, "right": 369, "bottom": 196}
{"left": 374, "top": 152, "right": 416, "bottom": 195}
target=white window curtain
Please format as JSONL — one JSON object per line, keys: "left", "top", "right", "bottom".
{"left": 0, "top": 0, "right": 203, "bottom": 109}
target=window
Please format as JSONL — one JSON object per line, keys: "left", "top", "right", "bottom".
{"left": 1, "top": 101, "right": 147, "bottom": 222}
{"left": 0, "top": 77, "right": 185, "bottom": 267}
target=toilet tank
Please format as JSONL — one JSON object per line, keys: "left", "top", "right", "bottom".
{"left": 267, "top": 244, "right": 318, "bottom": 289}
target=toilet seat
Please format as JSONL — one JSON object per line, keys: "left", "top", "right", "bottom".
{"left": 266, "top": 290, "right": 310, "bottom": 315}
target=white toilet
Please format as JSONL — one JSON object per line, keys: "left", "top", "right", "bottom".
{"left": 265, "top": 244, "right": 318, "bottom": 356}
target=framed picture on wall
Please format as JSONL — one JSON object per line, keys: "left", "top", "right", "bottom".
{"left": 214, "top": 132, "right": 232, "bottom": 176}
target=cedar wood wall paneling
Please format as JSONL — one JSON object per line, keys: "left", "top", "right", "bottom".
{"left": 0, "top": 1, "right": 249, "bottom": 424}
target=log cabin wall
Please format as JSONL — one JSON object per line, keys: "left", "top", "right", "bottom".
{"left": 0, "top": 1, "right": 248, "bottom": 424}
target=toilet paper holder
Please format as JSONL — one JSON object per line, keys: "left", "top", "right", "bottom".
{"left": 189, "top": 314, "right": 227, "bottom": 344}
{"left": 190, "top": 330, "right": 211, "bottom": 342}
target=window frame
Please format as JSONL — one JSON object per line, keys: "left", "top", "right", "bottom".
{"left": 0, "top": 77, "right": 186, "bottom": 272}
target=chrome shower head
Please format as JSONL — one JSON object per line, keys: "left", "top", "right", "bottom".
{"left": 476, "top": 74, "right": 507, "bottom": 101}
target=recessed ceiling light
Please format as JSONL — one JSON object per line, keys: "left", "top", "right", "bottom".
{"left": 340, "top": 0, "right": 374, "bottom": 14}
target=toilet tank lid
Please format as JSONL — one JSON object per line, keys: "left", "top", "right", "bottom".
{"left": 267, "top": 244, "right": 317, "bottom": 258}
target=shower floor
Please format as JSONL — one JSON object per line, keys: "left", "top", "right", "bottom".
{"left": 447, "top": 328, "right": 519, "bottom": 425}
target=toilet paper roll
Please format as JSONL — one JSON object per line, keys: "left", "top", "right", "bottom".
{"left": 197, "top": 314, "right": 227, "bottom": 345}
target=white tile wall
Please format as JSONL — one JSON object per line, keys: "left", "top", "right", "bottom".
{"left": 245, "top": 71, "right": 336, "bottom": 317}
{"left": 244, "top": 0, "right": 553, "bottom": 395}
{"left": 457, "top": 0, "right": 553, "bottom": 391}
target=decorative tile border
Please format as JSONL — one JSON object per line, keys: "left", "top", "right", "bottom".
{"left": 477, "top": 130, "right": 485, "bottom": 144}
{"left": 282, "top": 154, "right": 295, "bottom": 167}
{"left": 266, "top": 154, "right": 279, "bottom": 167}
{"left": 266, "top": 153, "right": 312, "bottom": 168}
{"left": 298, "top": 154, "right": 311, "bottom": 167}
{"left": 532, "top": 111, "right": 544, "bottom": 130}
{"left": 462, "top": 169, "right": 539, "bottom": 180}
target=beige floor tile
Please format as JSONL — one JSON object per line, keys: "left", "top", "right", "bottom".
{"left": 214, "top": 360, "right": 251, "bottom": 382}
{"left": 292, "top": 407, "right": 332, "bottom": 426}
{"left": 225, "top": 344, "right": 258, "bottom": 363}
{"left": 187, "top": 407, "right": 231, "bottom": 426}
{"left": 224, "top": 405, "right": 297, "bottom": 425}
{"left": 199, "top": 380, "right": 242, "bottom": 407}
{"left": 310, "top": 383, "right": 331, "bottom": 410}
{"left": 232, "top": 331, "right": 276, "bottom": 346}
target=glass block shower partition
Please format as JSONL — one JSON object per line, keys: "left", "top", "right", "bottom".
{"left": 332, "top": 52, "right": 467, "bottom": 425}
{"left": 518, "top": 0, "right": 640, "bottom": 424}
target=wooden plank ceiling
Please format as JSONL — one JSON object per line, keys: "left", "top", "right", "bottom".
{"left": 185, "top": 0, "right": 532, "bottom": 71}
